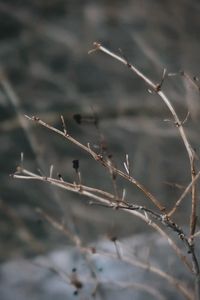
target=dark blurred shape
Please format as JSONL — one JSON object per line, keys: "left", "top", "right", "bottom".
{"left": 0, "top": 11, "right": 22, "bottom": 39}
{"left": 72, "top": 159, "right": 79, "bottom": 172}
{"left": 73, "top": 113, "right": 99, "bottom": 126}
{"left": 73, "top": 114, "right": 82, "bottom": 124}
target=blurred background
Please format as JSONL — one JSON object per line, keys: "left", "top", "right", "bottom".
{"left": 0, "top": 0, "right": 200, "bottom": 286}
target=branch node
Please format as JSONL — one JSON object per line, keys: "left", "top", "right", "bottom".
{"left": 88, "top": 42, "right": 101, "bottom": 54}
{"left": 155, "top": 68, "right": 167, "bottom": 92}
{"left": 60, "top": 115, "right": 67, "bottom": 136}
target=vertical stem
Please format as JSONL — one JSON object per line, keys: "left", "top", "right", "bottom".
{"left": 89, "top": 42, "right": 200, "bottom": 298}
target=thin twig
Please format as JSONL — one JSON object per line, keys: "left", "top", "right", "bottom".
{"left": 24, "top": 115, "right": 165, "bottom": 211}
{"left": 168, "top": 170, "right": 200, "bottom": 217}
{"left": 36, "top": 208, "right": 81, "bottom": 247}
{"left": 97, "top": 251, "right": 192, "bottom": 300}
{"left": 13, "top": 168, "right": 192, "bottom": 299}
{"left": 12, "top": 167, "right": 192, "bottom": 273}
{"left": 89, "top": 42, "right": 197, "bottom": 238}
{"left": 88, "top": 43, "right": 199, "bottom": 294}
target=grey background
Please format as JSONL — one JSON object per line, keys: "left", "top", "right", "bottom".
{"left": 0, "top": 0, "right": 200, "bottom": 276}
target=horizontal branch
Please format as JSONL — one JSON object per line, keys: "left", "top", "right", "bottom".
{"left": 24, "top": 115, "right": 165, "bottom": 212}
{"left": 12, "top": 167, "right": 192, "bottom": 273}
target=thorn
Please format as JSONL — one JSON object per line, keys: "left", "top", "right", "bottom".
{"left": 168, "top": 72, "right": 178, "bottom": 77}
{"left": 148, "top": 88, "right": 154, "bottom": 94}
{"left": 20, "top": 152, "right": 24, "bottom": 169}
{"left": 122, "top": 188, "right": 126, "bottom": 202}
{"left": 182, "top": 111, "right": 190, "bottom": 125}
{"left": 60, "top": 115, "right": 67, "bottom": 135}
{"left": 163, "top": 118, "right": 172, "bottom": 123}
{"left": 24, "top": 114, "right": 32, "bottom": 120}
{"left": 50, "top": 165, "right": 54, "bottom": 178}
{"left": 155, "top": 68, "right": 167, "bottom": 91}
{"left": 124, "top": 154, "right": 130, "bottom": 175}
{"left": 118, "top": 48, "right": 132, "bottom": 68}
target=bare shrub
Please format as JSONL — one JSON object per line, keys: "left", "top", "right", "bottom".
{"left": 12, "top": 42, "right": 200, "bottom": 300}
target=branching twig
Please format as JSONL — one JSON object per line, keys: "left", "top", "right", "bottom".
{"left": 89, "top": 42, "right": 197, "bottom": 239}
{"left": 12, "top": 167, "right": 193, "bottom": 274}
{"left": 10, "top": 40, "right": 200, "bottom": 299}
{"left": 24, "top": 115, "right": 165, "bottom": 211}
{"left": 168, "top": 170, "right": 200, "bottom": 217}
{"left": 36, "top": 208, "right": 81, "bottom": 247}
{"left": 88, "top": 42, "right": 200, "bottom": 298}
{"left": 97, "top": 251, "right": 192, "bottom": 300}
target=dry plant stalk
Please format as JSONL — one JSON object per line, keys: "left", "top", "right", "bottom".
{"left": 89, "top": 42, "right": 197, "bottom": 237}
{"left": 12, "top": 42, "right": 200, "bottom": 299}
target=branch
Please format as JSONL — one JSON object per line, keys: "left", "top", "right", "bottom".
{"left": 89, "top": 42, "right": 197, "bottom": 232}
{"left": 97, "top": 251, "right": 192, "bottom": 300}
{"left": 12, "top": 167, "right": 192, "bottom": 273}
{"left": 168, "top": 170, "right": 200, "bottom": 217}
{"left": 89, "top": 44, "right": 200, "bottom": 299}
{"left": 24, "top": 115, "right": 165, "bottom": 212}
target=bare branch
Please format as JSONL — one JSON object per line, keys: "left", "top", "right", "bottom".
{"left": 168, "top": 170, "right": 200, "bottom": 217}
{"left": 12, "top": 167, "right": 192, "bottom": 273}
{"left": 89, "top": 42, "right": 199, "bottom": 274}
{"left": 23, "top": 115, "right": 165, "bottom": 211}
{"left": 97, "top": 251, "right": 192, "bottom": 300}
{"left": 36, "top": 208, "right": 81, "bottom": 247}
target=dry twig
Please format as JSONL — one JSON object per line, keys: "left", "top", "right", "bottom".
{"left": 89, "top": 42, "right": 200, "bottom": 299}
{"left": 10, "top": 41, "right": 200, "bottom": 299}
